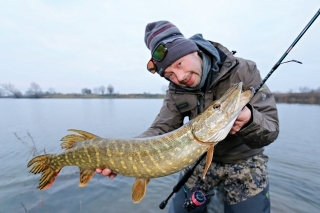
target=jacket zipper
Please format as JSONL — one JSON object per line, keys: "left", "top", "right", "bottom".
{"left": 197, "top": 93, "right": 205, "bottom": 114}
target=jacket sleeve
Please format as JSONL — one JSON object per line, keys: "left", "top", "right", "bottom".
{"left": 136, "top": 90, "right": 184, "bottom": 138}
{"left": 237, "top": 60, "right": 280, "bottom": 148}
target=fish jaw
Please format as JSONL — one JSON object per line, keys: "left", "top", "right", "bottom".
{"left": 191, "top": 82, "right": 254, "bottom": 143}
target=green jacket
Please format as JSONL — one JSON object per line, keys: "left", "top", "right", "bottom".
{"left": 138, "top": 41, "right": 279, "bottom": 163}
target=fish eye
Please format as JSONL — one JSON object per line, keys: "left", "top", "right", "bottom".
{"left": 212, "top": 103, "right": 220, "bottom": 110}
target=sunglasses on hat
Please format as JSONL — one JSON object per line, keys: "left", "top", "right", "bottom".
{"left": 147, "top": 44, "right": 168, "bottom": 74}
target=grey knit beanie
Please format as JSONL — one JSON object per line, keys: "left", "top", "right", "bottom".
{"left": 144, "top": 21, "right": 199, "bottom": 77}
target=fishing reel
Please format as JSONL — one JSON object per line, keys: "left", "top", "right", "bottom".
{"left": 183, "top": 189, "right": 215, "bottom": 212}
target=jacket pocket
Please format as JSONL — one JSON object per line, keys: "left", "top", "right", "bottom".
{"left": 174, "top": 94, "right": 198, "bottom": 115}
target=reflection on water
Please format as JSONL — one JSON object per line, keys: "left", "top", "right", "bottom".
{"left": 0, "top": 99, "right": 319, "bottom": 213}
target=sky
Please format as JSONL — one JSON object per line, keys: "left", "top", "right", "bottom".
{"left": 0, "top": 0, "right": 319, "bottom": 94}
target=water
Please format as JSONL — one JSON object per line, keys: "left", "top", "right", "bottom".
{"left": 0, "top": 99, "right": 319, "bottom": 213}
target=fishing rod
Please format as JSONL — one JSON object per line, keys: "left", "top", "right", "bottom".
{"left": 254, "top": 8, "right": 320, "bottom": 95}
{"left": 159, "top": 8, "right": 320, "bottom": 211}
{"left": 159, "top": 152, "right": 207, "bottom": 210}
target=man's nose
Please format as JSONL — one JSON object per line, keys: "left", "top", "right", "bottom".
{"left": 174, "top": 70, "right": 185, "bottom": 82}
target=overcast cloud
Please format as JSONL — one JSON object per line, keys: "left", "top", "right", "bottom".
{"left": 1, "top": 0, "right": 319, "bottom": 94}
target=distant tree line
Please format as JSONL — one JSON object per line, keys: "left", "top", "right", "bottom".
{"left": 1, "top": 83, "right": 320, "bottom": 104}
{"left": 81, "top": 85, "right": 114, "bottom": 95}
{"left": 273, "top": 86, "right": 320, "bottom": 104}
{"left": 274, "top": 93, "right": 320, "bottom": 104}
{"left": 0, "top": 82, "right": 116, "bottom": 98}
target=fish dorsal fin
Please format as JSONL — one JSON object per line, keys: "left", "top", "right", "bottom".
{"left": 202, "top": 145, "right": 214, "bottom": 179}
{"left": 132, "top": 178, "right": 150, "bottom": 203}
{"left": 60, "top": 129, "right": 99, "bottom": 150}
{"left": 60, "top": 134, "right": 86, "bottom": 150}
{"left": 68, "top": 129, "right": 98, "bottom": 139}
{"left": 79, "top": 168, "right": 95, "bottom": 187}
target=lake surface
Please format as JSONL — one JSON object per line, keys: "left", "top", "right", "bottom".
{"left": 0, "top": 99, "right": 319, "bottom": 213}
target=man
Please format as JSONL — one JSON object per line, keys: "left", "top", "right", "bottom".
{"left": 96, "top": 21, "right": 279, "bottom": 213}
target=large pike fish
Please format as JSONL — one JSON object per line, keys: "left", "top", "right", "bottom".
{"left": 27, "top": 82, "right": 254, "bottom": 203}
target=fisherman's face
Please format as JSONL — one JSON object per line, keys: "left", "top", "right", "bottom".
{"left": 164, "top": 51, "right": 203, "bottom": 88}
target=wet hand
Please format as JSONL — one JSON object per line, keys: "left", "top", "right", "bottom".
{"left": 229, "top": 106, "right": 252, "bottom": 134}
{"left": 96, "top": 168, "right": 117, "bottom": 179}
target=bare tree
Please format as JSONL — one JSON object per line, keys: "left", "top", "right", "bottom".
{"left": 99, "top": 85, "right": 106, "bottom": 95}
{"left": 81, "top": 88, "right": 91, "bottom": 95}
{"left": 107, "top": 84, "right": 114, "bottom": 94}
{"left": 26, "top": 82, "right": 42, "bottom": 98}
{"left": 299, "top": 86, "right": 311, "bottom": 93}
{"left": 1, "top": 83, "right": 23, "bottom": 98}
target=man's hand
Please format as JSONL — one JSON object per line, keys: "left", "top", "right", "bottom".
{"left": 96, "top": 168, "right": 117, "bottom": 179}
{"left": 229, "top": 106, "right": 252, "bottom": 134}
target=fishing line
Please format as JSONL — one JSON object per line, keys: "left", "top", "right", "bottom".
{"left": 159, "top": 8, "right": 320, "bottom": 211}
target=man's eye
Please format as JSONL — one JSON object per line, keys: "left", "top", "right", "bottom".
{"left": 165, "top": 73, "right": 173, "bottom": 79}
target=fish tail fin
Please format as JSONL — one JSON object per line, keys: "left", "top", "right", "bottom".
{"left": 60, "top": 129, "right": 99, "bottom": 150}
{"left": 27, "top": 154, "right": 61, "bottom": 190}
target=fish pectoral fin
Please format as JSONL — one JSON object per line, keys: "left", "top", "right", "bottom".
{"left": 132, "top": 178, "right": 150, "bottom": 203}
{"left": 79, "top": 168, "right": 95, "bottom": 187}
{"left": 202, "top": 145, "right": 214, "bottom": 179}
{"left": 60, "top": 129, "right": 99, "bottom": 150}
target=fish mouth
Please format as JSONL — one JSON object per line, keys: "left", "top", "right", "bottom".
{"left": 241, "top": 87, "right": 254, "bottom": 99}
{"left": 216, "top": 82, "right": 255, "bottom": 115}
{"left": 218, "top": 82, "right": 243, "bottom": 103}
{"left": 234, "top": 82, "right": 243, "bottom": 91}
{"left": 190, "top": 82, "right": 247, "bottom": 144}
{"left": 230, "top": 82, "right": 255, "bottom": 106}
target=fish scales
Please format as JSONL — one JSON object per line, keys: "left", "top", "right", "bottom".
{"left": 98, "top": 126, "right": 205, "bottom": 177}
{"left": 45, "top": 126, "right": 205, "bottom": 178}
{"left": 27, "top": 82, "right": 254, "bottom": 203}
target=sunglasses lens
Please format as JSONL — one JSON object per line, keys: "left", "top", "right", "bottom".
{"left": 153, "top": 44, "right": 167, "bottom": 61}
{"left": 147, "top": 60, "right": 156, "bottom": 74}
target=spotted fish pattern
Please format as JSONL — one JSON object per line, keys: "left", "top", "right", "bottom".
{"left": 27, "top": 82, "right": 254, "bottom": 203}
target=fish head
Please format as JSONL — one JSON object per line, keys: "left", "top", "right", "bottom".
{"left": 192, "top": 82, "right": 254, "bottom": 143}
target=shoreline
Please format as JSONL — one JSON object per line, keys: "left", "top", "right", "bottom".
{"left": 1, "top": 93, "right": 320, "bottom": 105}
